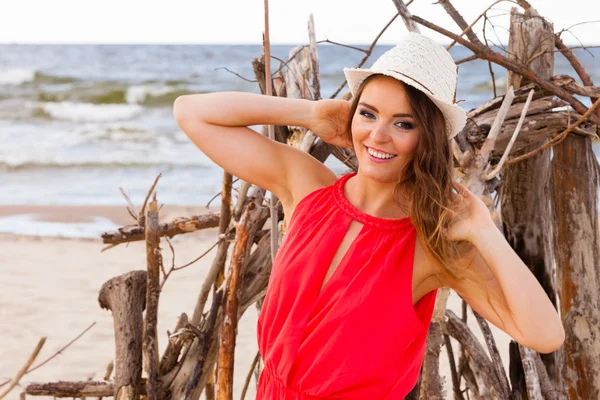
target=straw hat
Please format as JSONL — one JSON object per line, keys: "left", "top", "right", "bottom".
{"left": 343, "top": 32, "right": 467, "bottom": 139}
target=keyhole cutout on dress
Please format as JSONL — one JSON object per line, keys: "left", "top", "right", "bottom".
{"left": 317, "top": 219, "right": 364, "bottom": 296}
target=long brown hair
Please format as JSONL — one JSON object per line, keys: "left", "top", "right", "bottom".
{"left": 345, "top": 74, "right": 486, "bottom": 291}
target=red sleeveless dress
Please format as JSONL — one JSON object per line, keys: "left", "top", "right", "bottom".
{"left": 256, "top": 171, "right": 438, "bottom": 399}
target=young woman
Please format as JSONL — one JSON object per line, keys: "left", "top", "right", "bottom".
{"left": 173, "top": 32, "right": 564, "bottom": 399}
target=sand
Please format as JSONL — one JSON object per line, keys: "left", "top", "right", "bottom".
{"left": 0, "top": 206, "right": 513, "bottom": 400}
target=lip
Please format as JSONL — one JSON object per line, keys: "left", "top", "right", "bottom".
{"left": 365, "top": 145, "right": 397, "bottom": 156}
{"left": 364, "top": 145, "right": 397, "bottom": 163}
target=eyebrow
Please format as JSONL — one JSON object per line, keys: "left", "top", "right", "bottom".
{"left": 358, "top": 102, "right": 414, "bottom": 118}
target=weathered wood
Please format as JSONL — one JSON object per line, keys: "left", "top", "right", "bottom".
{"left": 216, "top": 201, "right": 260, "bottom": 399}
{"left": 444, "top": 310, "right": 505, "bottom": 399}
{"left": 518, "top": 345, "right": 543, "bottom": 399}
{"left": 551, "top": 133, "right": 600, "bottom": 399}
{"left": 419, "top": 322, "right": 445, "bottom": 399}
{"left": 98, "top": 271, "right": 147, "bottom": 400}
{"left": 101, "top": 213, "right": 221, "bottom": 245}
{"left": 143, "top": 197, "right": 161, "bottom": 400}
{"left": 190, "top": 171, "right": 234, "bottom": 329}
{"left": 25, "top": 381, "right": 146, "bottom": 397}
{"left": 500, "top": 7, "right": 563, "bottom": 394}
{"left": 474, "top": 311, "right": 510, "bottom": 399}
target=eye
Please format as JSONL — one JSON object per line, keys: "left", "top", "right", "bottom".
{"left": 395, "top": 121, "right": 415, "bottom": 130}
{"left": 359, "top": 109, "right": 375, "bottom": 119}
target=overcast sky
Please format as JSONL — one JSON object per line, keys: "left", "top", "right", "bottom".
{"left": 1, "top": 0, "right": 598, "bottom": 45}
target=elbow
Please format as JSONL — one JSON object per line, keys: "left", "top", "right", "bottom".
{"left": 173, "top": 95, "right": 192, "bottom": 126}
{"left": 531, "top": 323, "right": 566, "bottom": 355}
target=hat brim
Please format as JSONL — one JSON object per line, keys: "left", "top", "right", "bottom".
{"left": 343, "top": 67, "right": 466, "bottom": 139}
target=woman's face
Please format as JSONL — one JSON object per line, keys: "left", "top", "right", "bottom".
{"left": 351, "top": 75, "right": 421, "bottom": 183}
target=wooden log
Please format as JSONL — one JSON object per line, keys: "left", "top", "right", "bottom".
{"left": 216, "top": 201, "right": 260, "bottom": 399}
{"left": 163, "top": 230, "right": 273, "bottom": 400}
{"left": 418, "top": 321, "right": 445, "bottom": 399}
{"left": 143, "top": 197, "right": 161, "bottom": 400}
{"left": 444, "top": 310, "right": 504, "bottom": 399}
{"left": 551, "top": 133, "right": 600, "bottom": 399}
{"left": 98, "top": 271, "right": 147, "bottom": 400}
{"left": 101, "top": 213, "right": 221, "bottom": 245}
{"left": 25, "top": 381, "right": 146, "bottom": 397}
{"left": 500, "top": 7, "right": 563, "bottom": 393}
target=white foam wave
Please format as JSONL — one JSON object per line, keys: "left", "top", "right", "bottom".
{"left": 0, "top": 68, "right": 36, "bottom": 85}
{"left": 39, "top": 101, "right": 143, "bottom": 122}
{"left": 126, "top": 84, "right": 177, "bottom": 104}
{"left": 0, "top": 213, "right": 118, "bottom": 238}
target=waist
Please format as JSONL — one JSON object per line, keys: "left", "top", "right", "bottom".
{"left": 257, "top": 365, "right": 331, "bottom": 400}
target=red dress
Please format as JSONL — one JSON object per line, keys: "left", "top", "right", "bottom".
{"left": 256, "top": 171, "right": 438, "bottom": 399}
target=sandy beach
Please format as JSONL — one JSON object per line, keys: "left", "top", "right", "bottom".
{"left": 0, "top": 205, "right": 514, "bottom": 400}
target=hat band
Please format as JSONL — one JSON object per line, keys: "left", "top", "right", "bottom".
{"left": 389, "top": 69, "right": 435, "bottom": 96}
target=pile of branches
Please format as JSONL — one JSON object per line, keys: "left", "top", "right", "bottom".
{"left": 5, "top": 0, "right": 599, "bottom": 399}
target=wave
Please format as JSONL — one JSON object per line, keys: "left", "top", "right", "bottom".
{"left": 37, "top": 101, "right": 144, "bottom": 122}
{"left": 0, "top": 160, "right": 210, "bottom": 171}
{"left": 0, "top": 68, "right": 80, "bottom": 85}
{"left": 34, "top": 85, "right": 193, "bottom": 107}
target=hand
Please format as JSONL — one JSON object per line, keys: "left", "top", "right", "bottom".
{"left": 446, "top": 181, "right": 496, "bottom": 243}
{"left": 309, "top": 99, "right": 353, "bottom": 148}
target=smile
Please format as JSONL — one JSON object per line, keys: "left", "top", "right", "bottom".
{"left": 365, "top": 145, "right": 397, "bottom": 160}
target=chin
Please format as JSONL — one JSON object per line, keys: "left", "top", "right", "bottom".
{"left": 359, "top": 163, "right": 403, "bottom": 183}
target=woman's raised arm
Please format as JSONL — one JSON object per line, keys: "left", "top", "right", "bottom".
{"left": 173, "top": 92, "right": 342, "bottom": 205}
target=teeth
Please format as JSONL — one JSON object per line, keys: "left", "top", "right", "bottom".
{"left": 367, "top": 147, "right": 396, "bottom": 159}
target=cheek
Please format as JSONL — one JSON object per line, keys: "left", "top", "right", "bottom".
{"left": 393, "top": 132, "right": 420, "bottom": 154}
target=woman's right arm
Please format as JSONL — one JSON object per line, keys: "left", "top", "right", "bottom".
{"left": 173, "top": 92, "right": 344, "bottom": 205}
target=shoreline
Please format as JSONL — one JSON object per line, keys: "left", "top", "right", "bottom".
{"left": 0, "top": 204, "right": 221, "bottom": 240}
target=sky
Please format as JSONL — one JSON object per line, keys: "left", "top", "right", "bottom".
{"left": 0, "top": 0, "right": 598, "bottom": 45}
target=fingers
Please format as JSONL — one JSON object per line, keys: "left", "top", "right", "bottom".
{"left": 452, "top": 180, "right": 470, "bottom": 198}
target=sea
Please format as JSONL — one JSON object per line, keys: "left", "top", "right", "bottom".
{"left": 0, "top": 43, "right": 598, "bottom": 236}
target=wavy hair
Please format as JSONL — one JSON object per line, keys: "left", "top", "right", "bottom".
{"left": 345, "top": 74, "right": 502, "bottom": 314}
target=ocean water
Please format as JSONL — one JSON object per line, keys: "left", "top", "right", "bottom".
{"left": 0, "top": 44, "right": 598, "bottom": 208}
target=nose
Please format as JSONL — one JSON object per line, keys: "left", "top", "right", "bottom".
{"left": 369, "top": 123, "right": 390, "bottom": 143}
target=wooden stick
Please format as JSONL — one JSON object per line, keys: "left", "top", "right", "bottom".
{"left": 405, "top": 12, "right": 598, "bottom": 125}
{"left": 98, "top": 271, "right": 147, "bottom": 400}
{"left": 26, "top": 381, "right": 147, "bottom": 397}
{"left": 0, "top": 338, "right": 46, "bottom": 399}
{"left": 473, "top": 311, "right": 510, "bottom": 399}
{"left": 391, "top": 0, "right": 420, "bottom": 33}
{"left": 484, "top": 88, "right": 534, "bottom": 179}
{"left": 216, "top": 201, "right": 257, "bottom": 399}
{"left": 143, "top": 195, "right": 161, "bottom": 400}
{"left": 506, "top": 96, "right": 600, "bottom": 165}
{"left": 241, "top": 351, "right": 261, "bottom": 400}
{"left": 519, "top": 345, "right": 543, "bottom": 399}
{"left": 101, "top": 213, "right": 220, "bottom": 245}
{"left": 262, "top": 0, "right": 279, "bottom": 263}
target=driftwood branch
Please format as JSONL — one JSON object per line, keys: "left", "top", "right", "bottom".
{"left": 26, "top": 381, "right": 147, "bottom": 397}
{"left": 143, "top": 196, "right": 161, "bottom": 400}
{"left": 98, "top": 271, "right": 147, "bottom": 399}
{"left": 101, "top": 213, "right": 221, "bottom": 245}
{"left": 400, "top": 7, "right": 599, "bottom": 125}
{"left": 0, "top": 338, "right": 46, "bottom": 399}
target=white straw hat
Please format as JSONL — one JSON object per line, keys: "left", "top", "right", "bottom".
{"left": 343, "top": 32, "right": 467, "bottom": 139}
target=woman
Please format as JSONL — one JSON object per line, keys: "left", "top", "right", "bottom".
{"left": 173, "top": 32, "right": 564, "bottom": 399}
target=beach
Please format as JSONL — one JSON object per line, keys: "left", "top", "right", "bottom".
{"left": 0, "top": 205, "right": 515, "bottom": 400}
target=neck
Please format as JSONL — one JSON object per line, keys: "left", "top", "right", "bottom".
{"left": 346, "top": 171, "right": 411, "bottom": 219}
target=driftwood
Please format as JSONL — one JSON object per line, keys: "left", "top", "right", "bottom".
{"left": 98, "top": 271, "right": 147, "bottom": 399}
{"left": 217, "top": 200, "right": 261, "bottom": 399}
{"left": 143, "top": 197, "right": 161, "bottom": 400}
{"left": 101, "top": 213, "right": 220, "bottom": 245}
{"left": 25, "top": 381, "right": 147, "bottom": 397}
{"left": 21, "top": 1, "right": 600, "bottom": 399}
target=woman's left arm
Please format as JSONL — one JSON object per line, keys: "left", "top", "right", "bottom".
{"left": 443, "top": 181, "right": 565, "bottom": 354}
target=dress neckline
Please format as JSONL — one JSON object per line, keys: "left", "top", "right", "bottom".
{"left": 333, "top": 171, "right": 413, "bottom": 230}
